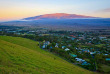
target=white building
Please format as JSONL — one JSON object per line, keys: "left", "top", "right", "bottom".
{"left": 65, "top": 48, "right": 70, "bottom": 51}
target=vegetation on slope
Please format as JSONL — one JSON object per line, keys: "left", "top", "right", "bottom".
{"left": 0, "top": 36, "right": 96, "bottom": 74}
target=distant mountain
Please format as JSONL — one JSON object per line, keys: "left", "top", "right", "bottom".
{"left": 1, "top": 13, "right": 110, "bottom": 31}
{"left": 23, "top": 13, "right": 97, "bottom": 20}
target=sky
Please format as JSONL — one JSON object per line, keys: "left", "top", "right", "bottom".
{"left": 0, "top": 0, "right": 110, "bottom": 21}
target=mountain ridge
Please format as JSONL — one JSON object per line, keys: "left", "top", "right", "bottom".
{"left": 23, "top": 13, "right": 97, "bottom": 20}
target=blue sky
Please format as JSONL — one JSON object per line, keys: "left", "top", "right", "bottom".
{"left": 0, "top": 0, "right": 110, "bottom": 21}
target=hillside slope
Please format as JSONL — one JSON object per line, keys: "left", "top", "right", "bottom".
{"left": 0, "top": 36, "right": 96, "bottom": 74}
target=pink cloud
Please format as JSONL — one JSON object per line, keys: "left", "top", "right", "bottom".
{"left": 101, "top": 8, "right": 110, "bottom": 12}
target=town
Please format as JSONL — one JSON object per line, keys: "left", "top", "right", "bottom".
{"left": 0, "top": 25, "right": 110, "bottom": 73}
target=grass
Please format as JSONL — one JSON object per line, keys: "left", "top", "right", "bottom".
{"left": 0, "top": 36, "right": 97, "bottom": 74}
{"left": 95, "top": 44, "right": 105, "bottom": 48}
{"left": 100, "top": 64, "right": 110, "bottom": 73}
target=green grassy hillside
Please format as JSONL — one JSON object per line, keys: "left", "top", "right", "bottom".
{"left": 0, "top": 36, "right": 96, "bottom": 74}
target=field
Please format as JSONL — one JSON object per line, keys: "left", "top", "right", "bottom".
{"left": 0, "top": 36, "right": 96, "bottom": 74}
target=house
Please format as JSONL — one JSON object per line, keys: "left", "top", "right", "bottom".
{"left": 55, "top": 43, "right": 58, "bottom": 48}
{"left": 70, "top": 53, "right": 77, "bottom": 57}
{"left": 99, "top": 36, "right": 106, "bottom": 40}
{"left": 82, "top": 49, "right": 90, "bottom": 53}
{"left": 75, "top": 58, "right": 85, "bottom": 62}
{"left": 75, "top": 58, "right": 89, "bottom": 65}
{"left": 42, "top": 45, "right": 46, "bottom": 49}
{"left": 71, "top": 37, "right": 75, "bottom": 40}
{"left": 90, "top": 52, "right": 96, "bottom": 55}
{"left": 42, "top": 41, "right": 50, "bottom": 48}
{"left": 106, "top": 58, "right": 110, "bottom": 61}
{"left": 88, "top": 41, "right": 92, "bottom": 44}
{"left": 7, "top": 31, "right": 16, "bottom": 33}
{"left": 75, "top": 47, "right": 78, "bottom": 50}
{"left": 62, "top": 46, "right": 65, "bottom": 49}
{"left": 82, "top": 61, "right": 90, "bottom": 65}
{"left": 43, "top": 41, "right": 50, "bottom": 46}
{"left": 44, "top": 41, "right": 50, "bottom": 45}
{"left": 55, "top": 45, "right": 58, "bottom": 47}
{"left": 104, "top": 54, "right": 108, "bottom": 56}
{"left": 65, "top": 48, "right": 70, "bottom": 51}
